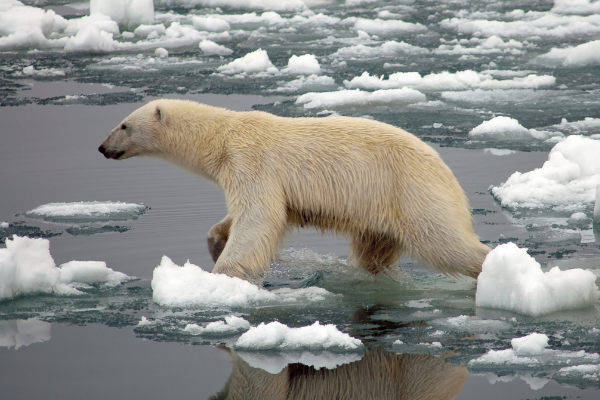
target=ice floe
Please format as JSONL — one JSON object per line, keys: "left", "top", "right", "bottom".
{"left": 151, "top": 256, "right": 335, "bottom": 308}
{"left": 184, "top": 315, "right": 250, "bottom": 335}
{"left": 90, "top": 0, "right": 154, "bottom": 30}
{"left": 199, "top": 39, "right": 233, "bottom": 55}
{"left": 344, "top": 71, "right": 555, "bottom": 92}
{"left": 0, "top": 235, "right": 134, "bottom": 301}
{"left": 350, "top": 18, "right": 427, "bottom": 35}
{"left": 295, "top": 87, "right": 426, "bottom": 109}
{"left": 469, "top": 116, "right": 561, "bottom": 141}
{"left": 536, "top": 39, "right": 600, "bottom": 67}
{"left": 475, "top": 242, "right": 599, "bottom": 316}
{"left": 330, "top": 40, "right": 428, "bottom": 60}
{"left": 234, "top": 321, "right": 364, "bottom": 352}
{"left": 491, "top": 135, "right": 600, "bottom": 213}
{"left": 283, "top": 54, "right": 321, "bottom": 75}
{"left": 25, "top": 201, "right": 146, "bottom": 223}
{"left": 216, "top": 48, "right": 278, "bottom": 75}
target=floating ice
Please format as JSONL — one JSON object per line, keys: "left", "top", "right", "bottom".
{"left": 0, "top": 222, "right": 8, "bottom": 229}
{"left": 475, "top": 242, "right": 599, "bottom": 316}
{"left": 272, "top": 74, "right": 336, "bottom": 93}
{"left": 551, "top": 0, "right": 600, "bottom": 15}
{"left": 330, "top": 40, "right": 428, "bottom": 60}
{"left": 435, "top": 36, "right": 524, "bottom": 55}
{"left": 295, "top": 87, "right": 426, "bottom": 109}
{"left": 536, "top": 40, "right": 600, "bottom": 67}
{"left": 137, "top": 316, "right": 154, "bottom": 326}
{"left": 351, "top": 18, "right": 427, "bottom": 35}
{"left": 90, "top": 0, "right": 154, "bottom": 30}
{"left": 0, "top": 236, "right": 134, "bottom": 301}
{"left": 484, "top": 148, "right": 517, "bottom": 156}
{"left": 133, "top": 24, "right": 165, "bottom": 38}
{"left": 558, "top": 364, "right": 600, "bottom": 380}
{"left": 184, "top": 315, "right": 250, "bottom": 335}
{"left": 344, "top": 71, "right": 555, "bottom": 92}
{"left": 511, "top": 332, "right": 549, "bottom": 356}
{"left": 159, "top": 0, "right": 310, "bottom": 12}
{"left": 154, "top": 47, "right": 168, "bottom": 58}
{"left": 284, "top": 54, "right": 321, "bottom": 75}
{"left": 25, "top": 201, "right": 146, "bottom": 223}
{"left": 191, "top": 16, "right": 231, "bottom": 32}
{"left": 440, "top": 13, "right": 600, "bottom": 39}
{"left": 151, "top": 256, "right": 334, "bottom": 308}
{"left": 469, "top": 116, "right": 559, "bottom": 141}
{"left": 217, "top": 48, "right": 278, "bottom": 75}
{"left": 433, "top": 315, "right": 511, "bottom": 332}
{"left": 0, "top": 319, "right": 51, "bottom": 349}
{"left": 236, "top": 350, "right": 363, "bottom": 374}
{"left": 491, "top": 136, "right": 600, "bottom": 213}
{"left": 17, "top": 66, "right": 65, "bottom": 77}
{"left": 199, "top": 39, "right": 233, "bottom": 56}
{"left": 234, "top": 321, "right": 364, "bottom": 352}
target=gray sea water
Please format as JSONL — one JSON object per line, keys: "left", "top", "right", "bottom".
{"left": 1, "top": 0, "right": 600, "bottom": 399}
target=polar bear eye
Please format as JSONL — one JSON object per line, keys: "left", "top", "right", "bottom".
{"left": 121, "top": 124, "right": 127, "bottom": 130}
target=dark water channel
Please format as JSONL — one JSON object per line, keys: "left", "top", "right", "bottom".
{"left": 1, "top": 91, "right": 599, "bottom": 399}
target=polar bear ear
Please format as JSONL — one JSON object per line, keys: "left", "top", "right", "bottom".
{"left": 155, "top": 105, "right": 165, "bottom": 122}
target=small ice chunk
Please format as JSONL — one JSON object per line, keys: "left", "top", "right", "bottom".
{"left": 0, "top": 222, "right": 9, "bottom": 228}
{"left": 90, "top": 0, "right": 154, "bottom": 30}
{"left": 0, "top": 236, "right": 133, "bottom": 300}
{"left": 537, "top": 40, "right": 600, "bottom": 67}
{"left": 352, "top": 18, "right": 427, "bottom": 35}
{"left": 154, "top": 47, "right": 168, "bottom": 58}
{"left": 511, "top": 333, "right": 549, "bottom": 356}
{"left": 184, "top": 315, "right": 250, "bottom": 335}
{"left": 133, "top": 24, "right": 165, "bottom": 38}
{"left": 285, "top": 54, "right": 321, "bottom": 75}
{"left": 234, "top": 321, "right": 363, "bottom": 352}
{"left": 217, "top": 48, "right": 277, "bottom": 74}
{"left": 137, "top": 316, "right": 154, "bottom": 326}
{"left": 469, "top": 116, "right": 533, "bottom": 140}
{"left": 476, "top": 242, "right": 600, "bottom": 316}
{"left": 594, "top": 184, "right": 600, "bottom": 225}
{"left": 484, "top": 148, "right": 517, "bottom": 156}
{"left": 25, "top": 201, "right": 146, "bottom": 223}
{"left": 151, "top": 256, "right": 334, "bottom": 308}
{"left": 491, "top": 136, "right": 600, "bottom": 212}
{"left": 192, "top": 16, "right": 231, "bottom": 32}
{"left": 295, "top": 88, "right": 426, "bottom": 109}
{"left": 199, "top": 39, "right": 233, "bottom": 56}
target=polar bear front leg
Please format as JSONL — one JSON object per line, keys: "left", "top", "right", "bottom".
{"left": 212, "top": 199, "right": 287, "bottom": 280}
{"left": 207, "top": 215, "right": 233, "bottom": 262}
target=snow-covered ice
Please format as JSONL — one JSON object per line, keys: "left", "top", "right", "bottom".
{"left": 491, "top": 136, "right": 600, "bottom": 213}
{"left": 199, "top": 39, "right": 233, "bottom": 56}
{"left": 151, "top": 256, "right": 334, "bottom": 308}
{"left": 537, "top": 40, "right": 600, "bottom": 67}
{"left": 216, "top": 48, "right": 278, "bottom": 75}
{"left": 184, "top": 315, "right": 250, "bottom": 335}
{"left": 476, "top": 242, "right": 599, "bottom": 316}
{"left": 234, "top": 321, "right": 363, "bottom": 352}
{"left": 284, "top": 54, "right": 321, "bottom": 75}
{"left": 25, "top": 201, "right": 146, "bottom": 223}
{"left": 295, "top": 88, "right": 426, "bottom": 109}
{"left": 0, "top": 236, "right": 134, "bottom": 301}
{"left": 469, "top": 116, "right": 560, "bottom": 141}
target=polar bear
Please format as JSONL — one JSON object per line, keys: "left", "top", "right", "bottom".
{"left": 98, "top": 99, "right": 489, "bottom": 279}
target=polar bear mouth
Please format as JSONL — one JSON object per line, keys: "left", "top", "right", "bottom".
{"left": 98, "top": 145, "right": 125, "bottom": 160}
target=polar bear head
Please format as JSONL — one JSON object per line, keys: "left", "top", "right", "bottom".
{"left": 98, "top": 100, "right": 166, "bottom": 160}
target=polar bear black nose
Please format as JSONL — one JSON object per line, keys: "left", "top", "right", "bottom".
{"left": 98, "top": 144, "right": 106, "bottom": 155}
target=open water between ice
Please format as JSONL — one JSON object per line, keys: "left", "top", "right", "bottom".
{"left": 2, "top": 0, "right": 600, "bottom": 399}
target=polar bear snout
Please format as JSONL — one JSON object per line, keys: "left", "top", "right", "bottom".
{"left": 98, "top": 144, "right": 125, "bottom": 159}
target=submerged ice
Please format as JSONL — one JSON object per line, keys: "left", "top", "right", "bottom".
{"left": 25, "top": 201, "right": 146, "bottom": 223}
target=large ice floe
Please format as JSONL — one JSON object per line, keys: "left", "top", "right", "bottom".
{"left": 469, "top": 116, "right": 562, "bottom": 142}
{"left": 491, "top": 135, "right": 600, "bottom": 213}
{"left": 151, "top": 256, "right": 335, "bottom": 308}
{"left": 475, "top": 242, "right": 599, "bottom": 316}
{"left": 24, "top": 201, "right": 146, "bottom": 223}
{"left": 0, "top": 235, "right": 134, "bottom": 301}
{"left": 536, "top": 39, "right": 600, "bottom": 67}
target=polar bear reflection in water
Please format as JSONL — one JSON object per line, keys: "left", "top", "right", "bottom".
{"left": 210, "top": 347, "right": 468, "bottom": 400}
{"left": 99, "top": 99, "right": 489, "bottom": 280}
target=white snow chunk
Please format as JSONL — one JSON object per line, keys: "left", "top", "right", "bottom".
{"left": 133, "top": 24, "right": 165, "bottom": 38}
{"left": 199, "top": 39, "right": 233, "bottom": 55}
{"left": 511, "top": 332, "right": 549, "bottom": 356}
{"left": 491, "top": 136, "right": 600, "bottom": 213}
{"left": 284, "top": 54, "right": 321, "bottom": 75}
{"left": 192, "top": 16, "right": 231, "bottom": 32}
{"left": 64, "top": 24, "right": 120, "bottom": 52}
{"left": 0, "top": 236, "right": 133, "bottom": 301}
{"left": 352, "top": 18, "right": 427, "bottom": 35}
{"left": 476, "top": 242, "right": 600, "bottom": 316}
{"left": 154, "top": 47, "right": 168, "bottom": 58}
{"left": 537, "top": 40, "right": 600, "bottom": 67}
{"left": 484, "top": 148, "right": 517, "bottom": 156}
{"left": 151, "top": 256, "right": 334, "bottom": 308}
{"left": 552, "top": 0, "right": 600, "bottom": 15}
{"left": 0, "top": 319, "right": 51, "bottom": 349}
{"left": 137, "top": 316, "right": 154, "bottom": 326}
{"left": 234, "top": 321, "right": 364, "bottom": 352}
{"left": 184, "top": 315, "right": 250, "bottom": 335}
{"left": 0, "top": 222, "right": 8, "bottom": 228}
{"left": 90, "top": 0, "right": 154, "bottom": 30}
{"left": 158, "top": 0, "right": 310, "bottom": 12}
{"left": 295, "top": 88, "right": 426, "bottom": 109}
{"left": 25, "top": 201, "right": 146, "bottom": 223}
{"left": 272, "top": 74, "right": 336, "bottom": 93}
{"left": 217, "top": 48, "right": 278, "bottom": 74}
{"left": 330, "top": 41, "right": 428, "bottom": 60}
{"left": 469, "top": 116, "right": 535, "bottom": 140}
